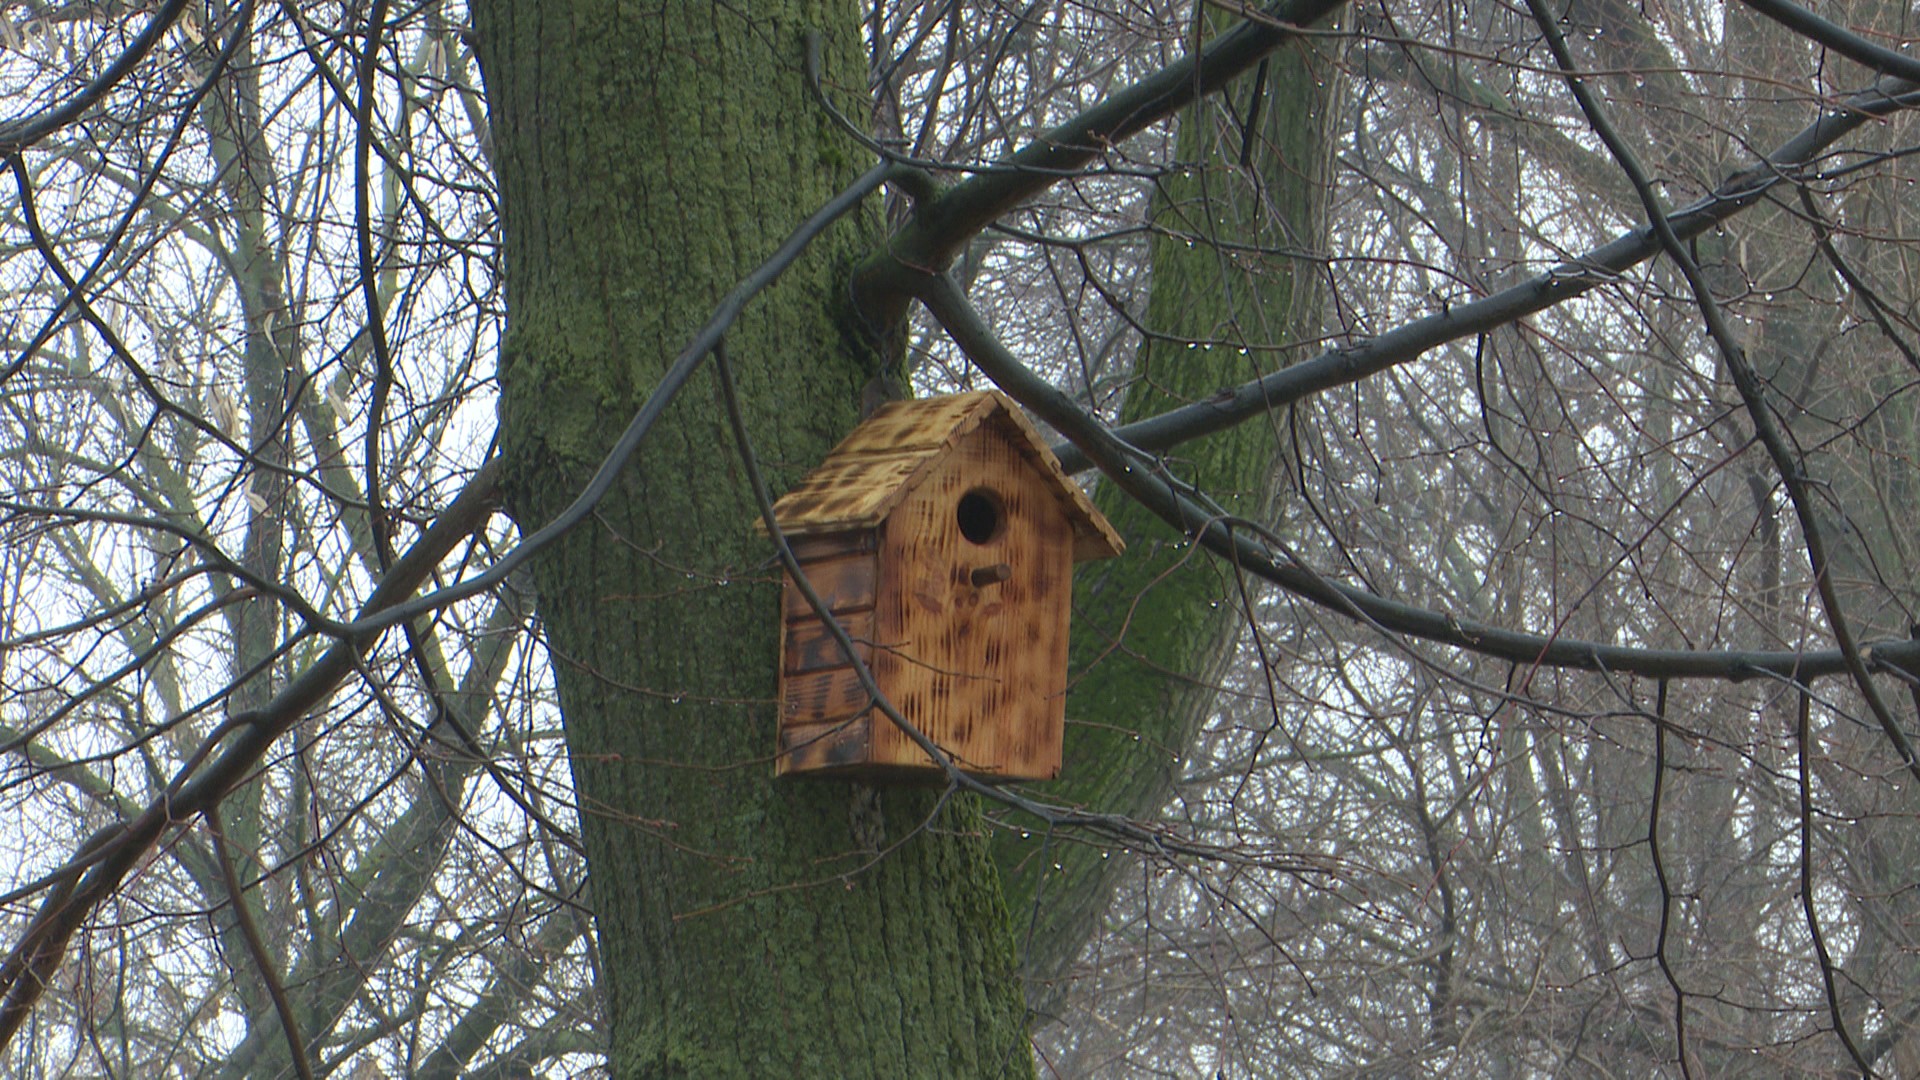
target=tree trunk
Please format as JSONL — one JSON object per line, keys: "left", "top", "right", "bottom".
{"left": 996, "top": 25, "right": 1337, "bottom": 1002}
{"left": 473, "top": 2, "right": 1033, "bottom": 1075}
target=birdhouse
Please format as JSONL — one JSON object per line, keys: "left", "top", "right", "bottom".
{"left": 761, "top": 391, "right": 1123, "bottom": 781}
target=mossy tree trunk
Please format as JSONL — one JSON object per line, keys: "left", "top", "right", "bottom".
{"left": 995, "top": 28, "right": 1338, "bottom": 998}
{"left": 472, "top": 3, "right": 1034, "bottom": 1075}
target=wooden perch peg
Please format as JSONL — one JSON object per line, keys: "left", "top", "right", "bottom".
{"left": 970, "top": 563, "right": 1013, "bottom": 588}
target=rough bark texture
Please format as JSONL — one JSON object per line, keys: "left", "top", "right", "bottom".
{"left": 995, "top": 29, "right": 1337, "bottom": 1002}
{"left": 473, "top": 2, "right": 1034, "bottom": 1075}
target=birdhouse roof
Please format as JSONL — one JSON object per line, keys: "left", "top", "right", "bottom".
{"left": 764, "top": 391, "right": 1124, "bottom": 561}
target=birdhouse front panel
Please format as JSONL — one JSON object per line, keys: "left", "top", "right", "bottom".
{"left": 867, "top": 425, "right": 1075, "bottom": 780}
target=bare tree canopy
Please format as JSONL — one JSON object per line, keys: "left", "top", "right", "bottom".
{"left": 3, "top": 0, "right": 1920, "bottom": 1075}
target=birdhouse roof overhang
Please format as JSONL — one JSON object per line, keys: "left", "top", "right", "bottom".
{"left": 763, "top": 391, "right": 1124, "bottom": 562}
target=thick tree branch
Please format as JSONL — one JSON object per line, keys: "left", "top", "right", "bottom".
{"left": 0, "top": 458, "right": 503, "bottom": 1051}
{"left": 1051, "top": 77, "right": 1920, "bottom": 473}
{"left": 339, "top": 160, "right": 895, "bottom": 639}
{"left": 1795, "top": 690, "right": 1874, "bottom": 1074}
{"left": 0, "top": 0, "right": 194, "bottom": 155}
{"left": 918, "top": 271, "right": 1920, "bottom": 683}
{"left": 851, "top": 0, "right": 1348, "bottom": 328}
{"left": 358, "top": 0, "right": 399, "bottom": 570}
{"left": 1737, "top": 0, "right": 1920, "bottom": 84}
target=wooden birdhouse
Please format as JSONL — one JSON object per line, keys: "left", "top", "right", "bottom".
{"left": 761, "top": 391, "right": 1123, "bottom": 781}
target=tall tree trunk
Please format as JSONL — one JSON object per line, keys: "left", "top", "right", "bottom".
{"left": 472, "top": 3, "right": 1034, "bottom": 1075}
{"left": 996, "top": 24, "right": 1338, "bottom": 1002}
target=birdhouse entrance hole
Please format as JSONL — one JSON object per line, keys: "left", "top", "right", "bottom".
{"left": 957, "top": 488, "right": 1003, "bottom": 544}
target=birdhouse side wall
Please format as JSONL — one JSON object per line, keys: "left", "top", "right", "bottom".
{"left": 776, "top": 530, "right": 879, "bottom": 775}
{"left": 869, "top": 429, "right": 1075, "bottom": 780}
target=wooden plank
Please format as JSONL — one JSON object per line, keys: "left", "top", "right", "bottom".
{"left": 777, "top": 717, "right": 872, "bottom": 776}
{"left": 779, "top": 666, "right": 870, "bottom": 724}
{"left": 766, "top": 458, "right": 922, "bottom": 533}
{"left": 782, "top": 610, "right": 874, "bottom": 675}
{"left": 834, "top": 393, "right": 990, "bottom": 456}
{"left": 781, "top": 552, "right": 875, "bottom": 619}
{"left": 789, "top": 531, "right": 876, "bottom": 561}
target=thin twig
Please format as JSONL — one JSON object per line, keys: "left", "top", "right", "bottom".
{"left": 1647, "top": 680, "right": 1694, "bottom": 1079}
{"left": 1796, "top": 690, "right": 1874, "bottom": 1075}
{"left": 207, "top": 806, "right": 316, "bottom": 1080}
